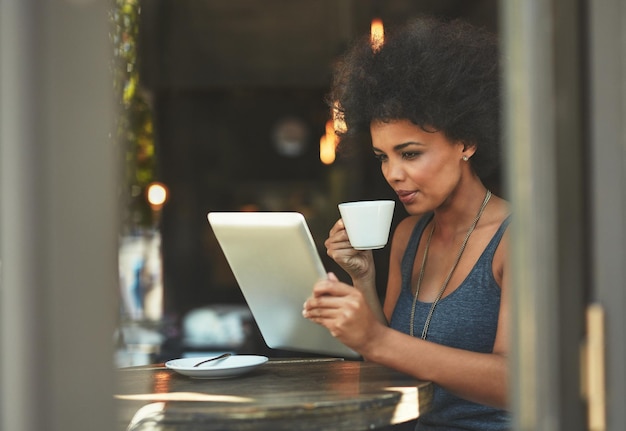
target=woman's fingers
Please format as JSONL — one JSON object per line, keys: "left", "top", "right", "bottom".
{"left": 329, "top": 218, "right": 346, "bottom": 235}
{"left": 302, "top": 281, "right": 373, "bottom": 346}
{"left": 326, "top": 219, "right": 351, "bottom": 247}
{"left": 303, "top": 278, "right": 362, "bottom": 326}
{"left": 303, "top": 276, "right": 348, "bottom": 317}
{"left": 311, "top": 277, "right": 353, "bottom": 298}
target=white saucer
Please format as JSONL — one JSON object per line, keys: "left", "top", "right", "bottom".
{"left": 165, "top": 355, "right": 268, "bottom": 379}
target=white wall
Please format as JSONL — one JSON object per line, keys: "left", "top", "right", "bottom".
{"left": 1, "top": 1, "right": 117, "bottom": 430}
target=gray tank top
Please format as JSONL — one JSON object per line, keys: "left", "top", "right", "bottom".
{"left": 390, "top": 213, "right": 511, "bottom": 431}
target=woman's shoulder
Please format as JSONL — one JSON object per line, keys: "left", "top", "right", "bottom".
{"left": 394, "top": 213, "right": 427, "bottom": 237}
{"left": 483, "top": 194, "right": 511, "bottom": 229}
{"left": 485, "top": 196, "right": 511, "bottom": 285}
{"left": 390, "top": 213, "right": 427, "bottom": 256}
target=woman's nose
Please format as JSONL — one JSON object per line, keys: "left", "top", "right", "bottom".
{"left": 382, "top": 160, "right": 404, "bottom": 182}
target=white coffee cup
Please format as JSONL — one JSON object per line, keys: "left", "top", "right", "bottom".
{"left": 338, "top": 200, "right": 395, "bottom": 250}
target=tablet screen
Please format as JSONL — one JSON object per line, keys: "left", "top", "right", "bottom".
{"left": 208, "top": 212, "right": 359, "bottom": 358}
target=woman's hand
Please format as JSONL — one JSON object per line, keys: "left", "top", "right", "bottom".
{"left": 302, "top": 273, "right": 384, "bottom": 354}
{"left": 325, "top": 219, "right": 375, "bottom": 280}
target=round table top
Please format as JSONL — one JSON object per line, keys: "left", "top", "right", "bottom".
{"left": 116, "top": 357, "right": 433, "bottom": 431}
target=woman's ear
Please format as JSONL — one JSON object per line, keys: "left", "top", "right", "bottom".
{"left": 461, "top": 142, "right": 477, "bottom": 160}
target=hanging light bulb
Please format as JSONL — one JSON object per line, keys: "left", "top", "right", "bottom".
{"left": 370, "top": 18, "right": 384, "bottom": 52}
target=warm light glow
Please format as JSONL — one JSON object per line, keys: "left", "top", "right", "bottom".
{"left": 320, "top": 119, "right": 339, "bottom": 165}
{"left": 147, "top": 182, "right": 168, "bottom": 207}
{"left": 370, "top": 18, "right": 384, "bottom": 51}
{"left": 115, "top": 393, "right": 254, "bottom": 402}
{"left": 320, "top": 136, "right": 335, "bottom": 165}
{"left": 325, "top": 118, "right": 335, "bottom": 137}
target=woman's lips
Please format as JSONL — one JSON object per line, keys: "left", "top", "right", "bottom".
{"left": 396, "top": 190, "right": 417, "bottom": 204}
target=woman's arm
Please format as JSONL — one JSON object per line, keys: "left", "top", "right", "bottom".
{"left": 362, "top": 319, "right": 508, "bottom": 408}
{"left": 367, "top": 231, "right": 510, "bottom": 408}
{"left": 304, "top": 227, "right": 510, "bottom": 409}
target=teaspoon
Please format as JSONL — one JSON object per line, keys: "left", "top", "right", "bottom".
{"left": 193, "top": 353, "right": 232, "bottom": 367}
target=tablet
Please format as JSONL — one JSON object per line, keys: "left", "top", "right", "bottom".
{"left": 207, "top": 211, "right": 359, "bottom": 359}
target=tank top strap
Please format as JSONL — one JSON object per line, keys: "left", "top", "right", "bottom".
{"left": 482, "top": 215, "right": 512, "bottom": 257}
{"left": 400, "top": 213, "right": 512, "bottom": 290}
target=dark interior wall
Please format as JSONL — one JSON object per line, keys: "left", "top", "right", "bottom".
{"left": 153, "top": 89, "right": 337, "bottom": 314}
{"left": 138, "top": 0, "right": 499, "bottom": 89}
{"left": 137, "top": 0, "right": 499, "bottom": 324}
{"left": 138, "top": 0, "right": 356, "bottom": 89}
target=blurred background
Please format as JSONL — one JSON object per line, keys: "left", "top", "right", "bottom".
{"left": 113, "top": 0, "right": 500, "bottom": 365}
{"left": 5, "top": 1, "right": 626, "bottom": 430}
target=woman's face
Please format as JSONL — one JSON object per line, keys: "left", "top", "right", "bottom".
{"left": 370, "top": 119, "right": 472, "bottom": 215}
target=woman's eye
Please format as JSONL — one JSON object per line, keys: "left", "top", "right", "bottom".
{"left": 402, "top": 151, "right": 421, "bottom": 160}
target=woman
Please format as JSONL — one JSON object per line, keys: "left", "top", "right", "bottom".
{"left": 302, "top": 17, "right": 511, "bottom": 430}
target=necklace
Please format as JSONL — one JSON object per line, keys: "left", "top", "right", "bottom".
{"left": 409, "top": 190, "right": 492, "bottom": 339}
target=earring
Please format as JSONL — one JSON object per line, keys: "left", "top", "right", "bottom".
{"left": 462, "top": 155, "right": 469, "bottom": 161}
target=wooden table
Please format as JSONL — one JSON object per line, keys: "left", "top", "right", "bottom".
{"left": 116, "top": 358, "right": 432, "bottom": 431}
